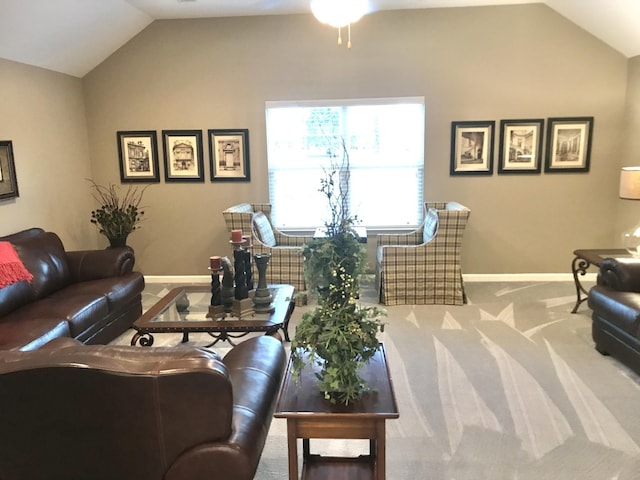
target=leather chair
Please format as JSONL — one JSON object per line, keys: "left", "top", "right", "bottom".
{"left": 588, "top": 257, "right": 640, "bottom": 375}
{"left": 0, "top": 335, "right": 286, "bottom": 480}
{"left": 376, "top": 201, "right": 470, "bottom": 305}
{"left": 222, "top": 203, "right": 313, "bottom": 291}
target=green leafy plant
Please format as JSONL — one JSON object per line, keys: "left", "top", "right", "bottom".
{"left": 291, "top": 135, "right": 385, "bottom": 405}
{"left": 88, "top": 179, "right": 149, "bottom": 245}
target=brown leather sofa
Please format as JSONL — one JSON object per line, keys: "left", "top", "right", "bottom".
{"left": 588, "top": 257, "right": 640, "bottom": 375}
{"left": 0, "top": 335, "right": 286, "bottom": 480}
{"left": 0, "top": 227, "right": 145, "bottom": 350}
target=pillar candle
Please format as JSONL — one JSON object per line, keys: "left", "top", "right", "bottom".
{"left": 210, "top": 256, "right": 221, "bottom": 270}
{"left": 231, "top": 229, "right": 243, "bottom": 242}
{"left": 242, "top": 234, "right": 252, "bottom": 247}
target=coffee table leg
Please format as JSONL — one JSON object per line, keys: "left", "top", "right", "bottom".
{"left": 131, "top": 332, "right": 154, "bottom": 347}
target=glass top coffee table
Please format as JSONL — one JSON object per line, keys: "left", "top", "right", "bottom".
{"left": 131, "top": 284, "right": 295, "bottom": 347}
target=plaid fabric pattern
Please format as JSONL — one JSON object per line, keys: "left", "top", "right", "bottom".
{"left": 253, "top": 212, "right": 276, "bottom": 247}
{"left": 222, "top": 203, "right": 313, "bottom": 291}
{"left": 376, "top": 201, "right": 470, "bottom": 306}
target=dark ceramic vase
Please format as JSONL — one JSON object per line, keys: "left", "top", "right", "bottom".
{"left": 108, "top": 235, "right": 128, "bottom": 248}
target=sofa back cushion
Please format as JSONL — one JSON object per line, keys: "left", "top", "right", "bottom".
{"left": 0, "top": 344, "right": 233, "bottom": 480}
{"left": 253, "top": 212, "right": 277, "bottom": 247}
{"left": 0, "top": 231, "right": 71, "bottom": 317}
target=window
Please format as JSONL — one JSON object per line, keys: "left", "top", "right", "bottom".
{"left": 265, "top": 98, "right": 425, "bottom": 229}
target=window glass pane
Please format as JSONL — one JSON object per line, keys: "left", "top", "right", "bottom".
{"left": 266, "top": 98, "right": 424, "bottom": 229}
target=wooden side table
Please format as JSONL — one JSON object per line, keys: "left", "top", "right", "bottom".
{"left": 571, "top": 249, "right": 629, "bottom": 313}
{"left": 274, "top": 344, "right": 398, "bottom": 480}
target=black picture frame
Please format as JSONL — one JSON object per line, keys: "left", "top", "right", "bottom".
{"left": 450, "top": 121, "right": 495, "bottom": 176}
{"left": 116, "top": 130, "right": 160, "bottom": 183}
{"left": 0, "top": 141, "right": 19, "bottom": 200}
{"left": 208, "top": 129, "right": 251, "bottom": 182}
{"left": 498, "top": 119, "right": 544, "bottom": 174}
{"left": 162, "top": 130, "right": 205, "bottom": 182}
{"left": 544, "top": 117, "right": 593, "bottom": 173}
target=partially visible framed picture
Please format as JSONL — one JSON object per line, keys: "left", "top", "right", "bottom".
{"left": 450, "top": 121, "right": 495, "bottom": 176}
{"left": 208, "top": 129, "right": 250, "bottom": 182}
{"left": 0, "top": 141, "right": 19, "bottom": 200}
{"left": 162, "top": 130, "right": 204, "bottom": 182}
{"left": 498, "top": 119, "right": 544, "bottom": 174}
{"left": 544, "top": 117, "right": 593, "bottom": 173}
{"left": 117, "top": 131, "right": 160, "bottom": 183}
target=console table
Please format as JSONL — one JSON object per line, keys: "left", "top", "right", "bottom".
{"left": 274, "top": 344, "right": 398, "bottom": 480}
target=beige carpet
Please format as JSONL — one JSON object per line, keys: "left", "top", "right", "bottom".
{"left": 112, "top": 280, "right": 640, "bottom": 479}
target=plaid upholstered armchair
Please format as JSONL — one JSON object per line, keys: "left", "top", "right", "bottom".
{"left": 222, "top": 203, "right": 313, "bottom": 292}
{"left": 376, "top": 201, "right": 470, "bottom": 305}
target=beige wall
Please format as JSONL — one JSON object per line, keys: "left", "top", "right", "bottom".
{"left": 4, "top": 3, "right": 630, "bottom": 276}
{"left": 618, "top": 56, "right": 640, "bottom": 237}
{"left": 0, "top": 59, "right": 95, "bottom": 249}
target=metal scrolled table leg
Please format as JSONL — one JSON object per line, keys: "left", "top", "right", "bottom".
{"left": 571, "top": 255, "right": 591, "bottom": 313}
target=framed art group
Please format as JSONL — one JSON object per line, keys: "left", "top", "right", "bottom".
{"left": 116, "top": 128, "right": 251, "bottom": 183}
{"left": 450, "top": 116, "right": 593, "bottom": 176}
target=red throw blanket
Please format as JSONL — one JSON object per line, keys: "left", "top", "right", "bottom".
{"left": 0, "top": 241, "right": 33, "bottom": 288}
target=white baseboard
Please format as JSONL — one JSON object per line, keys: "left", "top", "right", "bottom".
{"left": 143, "top": 273, "right": 596, "bottom": 284}
{"left": 144, "top": 275, "right": 210, "bottom": 284}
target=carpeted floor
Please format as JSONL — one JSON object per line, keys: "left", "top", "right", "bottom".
{"left": 112, "top": 279, "right": 640, "bottom": 479}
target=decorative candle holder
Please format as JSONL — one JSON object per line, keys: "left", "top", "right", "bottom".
{"left": 220, "top": 256, "right": 235, "bottom": 313}
{"left": 206, "top": 265, "right": 226, "bottom": 320}
{"left": 253, "top": 253, "right": 274, "bottom": 313}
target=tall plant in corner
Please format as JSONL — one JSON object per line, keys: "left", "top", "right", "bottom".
{"left": 88, "top": 179, "right": 150, "bottom": 248}
{"left": 291, "top": 135, "right": 385, "bottom": 405}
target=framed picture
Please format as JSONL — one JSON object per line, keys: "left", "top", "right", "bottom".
{"left": 162, "top": 130, "right": 204, "bottom": 182}
{"left": 0, "top": 141, "right": 19, "bottom": 200}
{"left": 450, "top": 121, "right": 495, "bottom": 175}
{"left": 116, "top": 131, "right": 160, "bottom": 182}
{"left": 498, "top": 119, "right": 544, "bottom": 174}
{"left": 208, "top": 129, "right": 250, "bottom": 182}
{"left": 544, "top": 117, "right": 593, "bottom": 173}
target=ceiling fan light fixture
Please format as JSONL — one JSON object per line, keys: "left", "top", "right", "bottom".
{"left": 310, "top": 0, "right": 368, "bottom": 28}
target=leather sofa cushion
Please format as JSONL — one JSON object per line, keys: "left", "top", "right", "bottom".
{"left": 0, "top": 317, "right": 70, "bottom": 351}
{"left": 588, "top": 285, "right": 640, "bottom": 336}
{"left": 5, "top": 291, "right": 109, "bottom": 338}
{"left": 11, "top": 232, "right": 71, "bottom": 301}
{"left": 63, "top": 273, "right": 145, "bottom": 309}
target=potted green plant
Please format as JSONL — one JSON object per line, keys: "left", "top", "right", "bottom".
{"left": 88, "top": 179, "right": 149, "bottom": 247}
{"left": 291, "top": 138, "right": 385, "bottom": 405}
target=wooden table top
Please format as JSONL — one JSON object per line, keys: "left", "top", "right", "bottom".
{"left": 275, "top": 344, "right": 399, "bottom": 419}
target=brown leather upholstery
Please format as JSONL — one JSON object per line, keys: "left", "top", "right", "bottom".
{"left": 588, "top": 257, "right": 640, "bottom": 375}
{"left": 0, "top": 228, "right": 144, "bottom": 349}
{"left": 0, "top": 335, "right": 286, "bottom": 480}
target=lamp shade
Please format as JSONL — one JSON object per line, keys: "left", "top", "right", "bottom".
{"left": 311, "top": 0, "right": 368, "bottom": 28}
{"left": 619, "top": 166, "right": 640, "bottom": 199}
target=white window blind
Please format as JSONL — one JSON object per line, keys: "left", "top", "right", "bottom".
{"left": 265, "top": 98, "right": 425, "bottom": 229}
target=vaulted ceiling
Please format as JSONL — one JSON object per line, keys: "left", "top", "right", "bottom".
{"left": 2, "top": 0, "right": 640, "bottom": 77}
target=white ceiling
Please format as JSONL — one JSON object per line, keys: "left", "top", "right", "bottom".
{"left": 1, "top": 0, "right": 639, "bottom": 78}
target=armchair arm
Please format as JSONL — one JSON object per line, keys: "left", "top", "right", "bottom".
{"left": 273, "top": 231, "right": 313, "bottom": 246}
{"left": 597, "top": 258, "right": 640, "bottom": 293}
{"left": 377, "top": 230, "right": 423, "bottom": 247}
{"left": 66, "top": 247, "right": 136, "bottom": 282}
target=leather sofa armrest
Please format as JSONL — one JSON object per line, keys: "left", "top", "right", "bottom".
{"left": 597, "top": 258, "right": 640, "bottom": 292}
{"left": 66, "top": 247, "right": 135, "bottom": 282}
